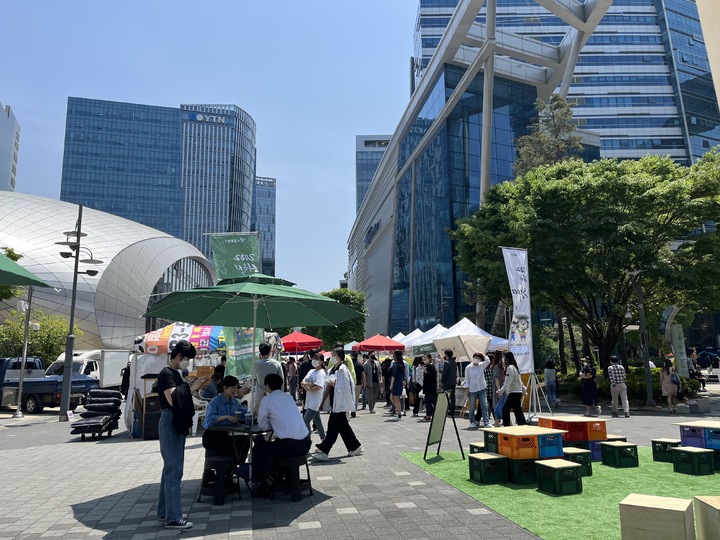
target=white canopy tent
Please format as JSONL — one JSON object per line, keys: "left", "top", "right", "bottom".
{"left": 404, "top": 324, "right": 447, "bottom": 354}
{"left": 390, "top": 332, "right": 405, "bottom": 341}
{"left": 414, "top": 318, "right": 508, "bottom": 355}
{"left": 397, "top": 328, "right": 424, "bottom": 345}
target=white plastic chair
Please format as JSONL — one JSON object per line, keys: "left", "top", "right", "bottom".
{"left": 191, "top": 395, "right": 207, "bottom": 437}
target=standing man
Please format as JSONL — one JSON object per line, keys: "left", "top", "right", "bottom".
{"left": 363, "top": 353, "right": 382, "bottom": 414}
{"left": 253, "top": 343, "right": 284, "bottom": 413}
{"left": 297, "top": 352, "right": 313, "bottom": 411}
{"left": 157, "top": 340, "right": 206, "bottom": 530}
{"left": 312, "top": 347, "right": 363, "bottom": 461}
{"left": 608, "top": 355, "right": 630, "bottom": 418}
{"left": 440, "top": 349, "right": 458, "bottom": 417}
{"left": 352, "top": 351, "right": 364, "bottom": 418}
{"left": 214, "top": 355, "right": 227, "bottom": 378}
{"left": 250, "top": 373, "right": 312, "bottom": 497}
{"left": 286, "top": 356, "right": 298, "bottom": 401}
{"left": 422, "top": 354, "right": 438, "bottom": 421}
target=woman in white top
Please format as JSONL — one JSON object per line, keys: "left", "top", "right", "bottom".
{"left": 301, "top": 354, "right": 326, "bottom": 440}
{"left": 463, "top": 352, "right": 491, "bottom": 428}
{"left": 497, "top": 351, "right": 527, "bottom": 426}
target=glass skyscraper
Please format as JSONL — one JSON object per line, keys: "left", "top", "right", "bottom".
{"left": 251, "top": 176, "right": 276, "bottom": 276}
{"left": 414, "top": 0, "right": 720, "bottom": 164}
{"left": 0, "top": 101, "right": 20, "bottom": 191}
{"left": 355, "top": 135, "right": 390, "bottom": 213}
{"left": 60, "top": 98, "right": 257, "bottom": 260}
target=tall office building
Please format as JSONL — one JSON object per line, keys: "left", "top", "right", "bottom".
{"left": 414, "top": 0, "right": 720, "bottom": 164}
{"left": 0, "top": 102, "right": 20, "bottom": 191}
{"left": 251, "top": 176, "right": 276, "bottom": 276}
{"left": 60, "top": 98, "right": 257, "bottom": 260}
{"left": 349, "top": 0, "right": 610, "bottom": 336}
{"left": 356, "top": 135, "right": 390, "bottom": 213}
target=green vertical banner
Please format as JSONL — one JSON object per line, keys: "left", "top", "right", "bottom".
{"left": 211, "top": 232, "right": 262, "bottom": 280}
{"left": 225, "top": 326, "right": 264, "bottom": 378}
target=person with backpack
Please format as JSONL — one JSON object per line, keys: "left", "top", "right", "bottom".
{"left": 363, "top": 353, "right": 382, "bottom": 414}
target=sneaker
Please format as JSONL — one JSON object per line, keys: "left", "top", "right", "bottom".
{"left": 350, "top": 411, "right": 356, "bottom": 418}
{"left": 412, "top": 413, "right": 418, "bottom": 417}
{"left": 369, "top": 410, "right": 376, "bottom": 414}
{"left": 611, "top": 413, "right": 619, "bottom": 418}
{"left": 397, "top": 413, "right": 402, "bottom": 419}
{"left": 165, "top": 519, "right": 193, "bottom": 530}
{"left": 624, "top": 413, "right": 630, "bottom": 418}
{"left": 348, "top": 446, "right": 364, "bottom": 457}
{"left": 422, "top": 416, "right": 432, "bottom": 421}
{"left": 596, "top": 406, "right": 602, "bottom": 415}
{"left": 469, "top": 422, "right": 477, "bottom": 428}
{"left": 312, "top": 451, "right": 329, "bottom": 461}
{"left": 158, "top": 513, "right": 186, "bottom": 522}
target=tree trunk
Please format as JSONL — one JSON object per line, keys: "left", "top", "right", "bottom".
{"left": 557, "top": 312, "right": 567, "bottom": 374}
{"left": 567, "top": 319, "right": 580, "bottom": 374}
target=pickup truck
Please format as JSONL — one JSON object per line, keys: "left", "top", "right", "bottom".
{"left": 0, "top": 358, "right": 99, "bottom": 413}
{"left": 0, "top": 357, "right": 47, "bottom": 380}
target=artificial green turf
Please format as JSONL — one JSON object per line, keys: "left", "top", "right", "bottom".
{"left": 403, "top": 447, "right": 720, "bottom": 540}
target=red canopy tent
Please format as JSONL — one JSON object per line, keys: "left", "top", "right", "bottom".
{"left": 352, "top": 334, "right": 405, "bottom": 352}
{"left": 281, "top": 331, "right": 323, "bottom": 353}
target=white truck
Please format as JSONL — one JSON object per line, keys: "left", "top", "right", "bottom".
{"left": 47, "top": 350, "right": 131, "bottom": 389}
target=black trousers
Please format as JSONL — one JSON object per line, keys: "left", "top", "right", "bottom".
{"left": 202, "top": 429, "right": 250, "bottom": 464}
{"left": 424, "top": 392, "right": 437, "bottom": 418}
{"left": 316, "top": 412, "right": 361, "bottom": 455}
{"left": 252, "top": 434, "right": 312, "bottom": 484}
{"left": 446, "top": 387, "right": 456, "bottom": 416}
{"left": 502, "top": 392, "right": 527, "bottom": 426}
{"left": 412, "top": 384, "right": 423, "bottom": 415}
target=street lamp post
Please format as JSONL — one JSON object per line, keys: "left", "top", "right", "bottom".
{"left": 12, "top": 286, "right": 34, "bottom": 419}
{"left": 629, "top": 272, "right": 655, "bottom": 407}
{"left": 55, "top": 205, "right": 102, "bottom": 421}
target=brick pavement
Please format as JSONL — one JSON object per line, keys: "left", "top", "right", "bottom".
{"left": 0, "top": 383, "right": 718, "bottom": 540}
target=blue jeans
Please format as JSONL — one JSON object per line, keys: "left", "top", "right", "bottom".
{"left": 158, "top": 408, "right": 186, "bottom": 523}
{"left": 494, "top": 393, "right": 507, "bottom": 419}
{"left": 468, "top": 391, "right": 489, "bottom": 425}
{"left": 303, "top": 408, "right": 326, "bottom": 439}
{"left": 546, "top": 380, "right": 557, "bottom": 404}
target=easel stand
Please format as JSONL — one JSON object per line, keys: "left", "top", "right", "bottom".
{"left": 423, "top": 392, "right": 465, "bottom": 460}
{"left": 524, "top": 373, "right": 551, "bottom": 422}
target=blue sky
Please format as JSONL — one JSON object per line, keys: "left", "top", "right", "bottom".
{"left": 2, "top": 1, "right": 419, "bottom": 294}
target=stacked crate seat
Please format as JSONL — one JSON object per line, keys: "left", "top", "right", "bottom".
{"left": 651, "top": 438, "right": 681, "bottom": 463}
{"left": 671, "top": 447, "right": 715, "bottom": 476}
{"left": 469, "top": 453, "right": 508, "bottom": 484}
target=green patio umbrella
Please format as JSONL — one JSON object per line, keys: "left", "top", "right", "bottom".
{"left": 0, "top": 252, "right": 48, "bottom": 287}
{"left": 143, "top": 273, "right": 364, "bottom": 418}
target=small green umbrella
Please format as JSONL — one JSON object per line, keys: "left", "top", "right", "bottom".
{"left": 0, "top": 253, "right": 48, "bottom": 287}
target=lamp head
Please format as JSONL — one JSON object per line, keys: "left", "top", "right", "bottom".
{"left": 83, "top": 269, "right": 99, "bottom": 277}
{"left": 59, "top": 251, "right": 73, "bottom": 259}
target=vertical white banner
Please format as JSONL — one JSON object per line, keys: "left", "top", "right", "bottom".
{"left": 502, "top": 247, "right": 534, "bottom": 373}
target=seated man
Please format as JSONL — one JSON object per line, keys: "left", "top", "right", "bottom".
{"left": 202, "top": 376, "right": 252, "bottom": 485}
{"left": 201, "top": 373, "right": 223, "bottom": 400}
{"left": 690, "top": 361, "right": 708, "bottom": 391}
{"left": 251, "top": 373, "right": 311, "bottom": 497}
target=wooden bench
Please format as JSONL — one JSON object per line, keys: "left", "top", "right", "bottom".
{"left": 694, "top": 496, "right": 720, "bottom": 540}
{"left": 600, "top": 441, "right": 639, "bottom": 468}
{"left": 671, "top": 447, "right": 715, "bottom": 476}
{"left": 468, "top": 452, "right": 508, "bottom": 484}
{"left": 535, "top": 459, "right": 582, "bottom": 495}
{"left": 620, "top": 494, "right": 694, "bottom": 540}
{"left": 651, "top": 438, "right": 681, "bottom": 463}
{"left": 562, "top": 446, "right": 592, "bottom": 477}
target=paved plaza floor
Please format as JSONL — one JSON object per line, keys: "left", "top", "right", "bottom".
{"left": 1, "top": 386, "right": 718, "bottom": 540}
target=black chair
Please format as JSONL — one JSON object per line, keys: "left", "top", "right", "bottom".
{"left": 269, "top": 455, "right": 313, "bottom": 502}
{"left": 198, "top": 455, "right": 241, "bottom": 505}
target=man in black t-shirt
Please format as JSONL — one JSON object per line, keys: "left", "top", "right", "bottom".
{"left": 157, "top": 340, "right": 205, "bottom": 530}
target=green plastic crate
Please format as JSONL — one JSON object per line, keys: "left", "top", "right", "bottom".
{"left": 469, "top": 442, "right": 485, "bottom": 454}
{"left": 651, "top": 438, "right": 681, "bottom": 463}
{"left": 671, "top": 448, "right": 715, "bottom": 476}
{"left": 484, "top": 431, "right": 499, "bottom": 454}
{"left": 536, "top": 460, "right": 582, "bottom": 495}
{"left": 469, "top": 454, "right": 508, "bottom": 484}
{"left": 508, "top": 459, "right": 537, "bottom": 485}
{"left": 600, "top": 442, "right": 639, "bottom": 468}
{"left": 562, "top": 448, "right": 592, "bottom": 477}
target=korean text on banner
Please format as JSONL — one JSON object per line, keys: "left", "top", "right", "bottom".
{"left": 211, "top": 233, "right": 262, "bottom": 280}
{"left": 502, "top": 247, "right": 534, "bottom": 373}
{"left": 225, "top": 326, "right": 264, "bottom": 378}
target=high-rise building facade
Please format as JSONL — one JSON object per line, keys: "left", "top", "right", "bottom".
{"left": 251, "top": 176, "right": 276, "bottom": 276}
{"left": 0, "top": 101, "right": 20, "bottom": 191}
{"left": 349, "top": 0, "right": 610, "bottom": 336}
{"left": 356, "top": 135, "right": 390, "bottom": 213}
{"left": 60, "top": 98, "right": 257, "bottom": 260}
{"left": 414, "top": 0, "right": 720, "bottom": 165}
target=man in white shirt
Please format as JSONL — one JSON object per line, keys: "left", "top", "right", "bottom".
{"left": 250, "top": 373, "right": 311, "bottom": 497}
{"left": 463, "top": 352, "right": 491, "bottom": 428}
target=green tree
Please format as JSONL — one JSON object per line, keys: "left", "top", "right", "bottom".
{"left": 452, "top": 152, "right": 720, "bottom": 369}
{"left": 306, "top": 288, "right": 367, "bottom": 350}
{"left": 514, "top": 94, "right": 583, "bottom": 177}
{"left": 0, "top": 247, "right": 24, "bottom": 303}
{"left": 0, "top": 309, "right": 83, "bottom": 367}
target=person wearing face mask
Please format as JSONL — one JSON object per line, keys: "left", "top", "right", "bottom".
{"left": 312, "top": 347, "right": 363, "bottom": 461}
{"left": 156, "top": 340, "right": 205, "bottom": 530}
{"left": 301, "top": 354, "right": 327, "bottom": 439}
{"left": 463, "top": 352, "right": 491, "bottom": 428}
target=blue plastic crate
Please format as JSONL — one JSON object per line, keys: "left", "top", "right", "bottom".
{"left": 704, "top": 429, "right": 720, "bottom": 450}
{"left": 589, "top": 440, "right": 602, "bottom": 461}
{"left": 680, "top": 426, "right": 706, "bottom": 448}
{"left": 539, "top": 433, "right": 564, "bottom": 459}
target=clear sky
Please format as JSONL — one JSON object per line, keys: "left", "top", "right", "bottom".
{"left": 2, "top": 1, "right": 419, "bottom": 294}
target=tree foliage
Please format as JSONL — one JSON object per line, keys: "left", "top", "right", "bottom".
{"left": 306, "top": 288, "right": 367, "bottom": 350}
{"left": 0, "top": 247, "right": 24, "bottom": 303}
{"left": 0, "top": 309, "right": 83, "bottom": 367}
{"left": 514, "top": 94, "right": 583, "bottom": 177}
{"left": 452, "top": 152, "right": 720, "bottom": 369}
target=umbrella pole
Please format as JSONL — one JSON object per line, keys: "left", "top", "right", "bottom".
{"left": 250, "top": 297, "right": 258, "bottom": 423}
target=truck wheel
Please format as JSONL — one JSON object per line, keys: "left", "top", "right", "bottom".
{"left": 24, "top": 395, "right": 44, "bottom": 414}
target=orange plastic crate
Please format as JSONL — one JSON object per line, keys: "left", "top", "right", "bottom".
{"left": 538, "top": 418, "right": 554, "bottom": 429}
{"left": 499, "top": 434, "right": 539, "bottom": 460}
{"left": 587, "top": 421, "right": 607, "bottom": 441}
